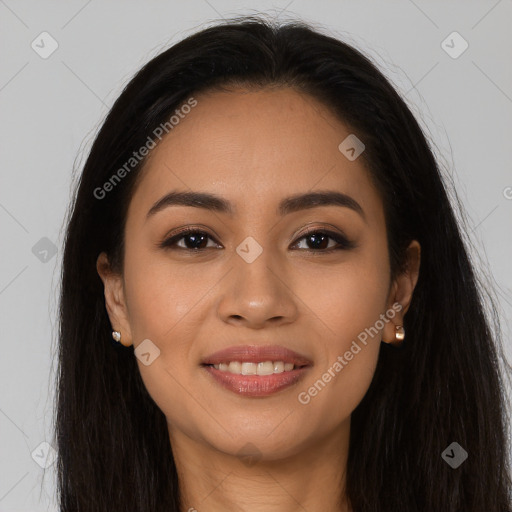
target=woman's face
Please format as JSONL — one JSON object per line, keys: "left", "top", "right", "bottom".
{"left": 98, "top": 86, "right": 419, "bottom": 460}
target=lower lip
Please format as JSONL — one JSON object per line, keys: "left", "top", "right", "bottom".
{"left": 202, "top": 365, "right": 311, "bottom": 397}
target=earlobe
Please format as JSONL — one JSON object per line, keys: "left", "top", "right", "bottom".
{"left": 382, "top": 240, "right": 421, "bottom": 346}
{"left": 96, "top": 252, "right": 133, "bottom": 347}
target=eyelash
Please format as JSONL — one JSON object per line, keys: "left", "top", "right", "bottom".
{"left": 158, "top": 226, "right": 356, "bottom": 253}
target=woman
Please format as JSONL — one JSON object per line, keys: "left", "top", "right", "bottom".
{"left": 55, "top": 14, "right": 512, "bottom": 511}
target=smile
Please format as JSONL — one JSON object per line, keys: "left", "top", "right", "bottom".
{"left": 201, "top": 363, "right": 311, "bottom": 397}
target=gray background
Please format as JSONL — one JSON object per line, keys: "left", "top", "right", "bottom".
{"left": 1, "top": 1, "right": 511, "bottom": 510}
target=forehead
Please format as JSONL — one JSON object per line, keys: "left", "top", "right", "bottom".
{"left": 128, "top": 87, "right": 383, "bottom": 224}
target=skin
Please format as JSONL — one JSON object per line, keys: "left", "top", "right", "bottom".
{"left": 97, "top": 86, "right": 421, "bottom": 512}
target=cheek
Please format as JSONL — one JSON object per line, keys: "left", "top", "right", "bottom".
{"left": 292, "top": 249, "right": 388, "bottom": 421}
{"left": 294, "top": 342, "right": 380, "bottom": 445}
{"left": 294, "top": 246, "right": 390, "bottom": 346}
{"left": 121, "top": 255, "right": 205, "bottom": 435}
{"left": 122, "top": 245, "right": 208, "bottom": 342}
{"left": 293, "top": 276, "right": 384, "bottom": 438}
{"left": 121, "top": 247, "right": 219, "bottom": 422}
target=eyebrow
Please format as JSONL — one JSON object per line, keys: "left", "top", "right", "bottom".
{"left": 146, "top": 190, "right": 366, "bottom": 223}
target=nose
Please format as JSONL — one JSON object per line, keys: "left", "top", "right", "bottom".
{"left": 216, "top": 250, "right": 298, "bottom": 329}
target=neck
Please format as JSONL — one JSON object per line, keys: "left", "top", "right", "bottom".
{"left": 169, "top": 420, "right": 352, "bottom": 512}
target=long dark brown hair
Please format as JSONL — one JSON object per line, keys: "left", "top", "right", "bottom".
{"left": 53, "top": 14, "right": 512, "bottom": 511}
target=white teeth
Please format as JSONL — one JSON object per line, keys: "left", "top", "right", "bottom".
{"left": 273, "top": 361, "right": 284, "bottom": 373}
{"left": 257, "top": 361, "right": 274, "bottom": 375}
{"left": 228, "top": 361, "right": 241, "bottom": 374}
{"left": 241, "top": 362, "right": 257, "bottom": 375}
{"left": 211, "top": 360, "right": 298, "bottom": 375}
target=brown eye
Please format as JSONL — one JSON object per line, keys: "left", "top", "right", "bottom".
{"left": 292, "top": 229, "right": 355, "bottom": 252}
{"left": 159, "top": 228, "right": 355, "bottom": 253}
{"left": 160, "top": 229, "right": 220, "bottom": 250}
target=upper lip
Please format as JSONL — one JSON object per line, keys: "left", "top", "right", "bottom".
{"left": 201, "top": 345, "right": 313, "bottom": 367}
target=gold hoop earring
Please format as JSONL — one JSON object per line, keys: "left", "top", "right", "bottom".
{"left": 391, "top": 325, "right": 405, "bottom": 347}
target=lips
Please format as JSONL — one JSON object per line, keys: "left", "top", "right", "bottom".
{"left": 202, "top": 364, "right": 310, "bottom": 397}
{"left": 201, "top": 344, "right": 313, "bottom": 367}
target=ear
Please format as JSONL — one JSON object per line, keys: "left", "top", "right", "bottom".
{"left": 96, "top": 252, "right": 133, "bottom": 347}
{"left": 382, "top": 240, "right": 421, "bottom": 345}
